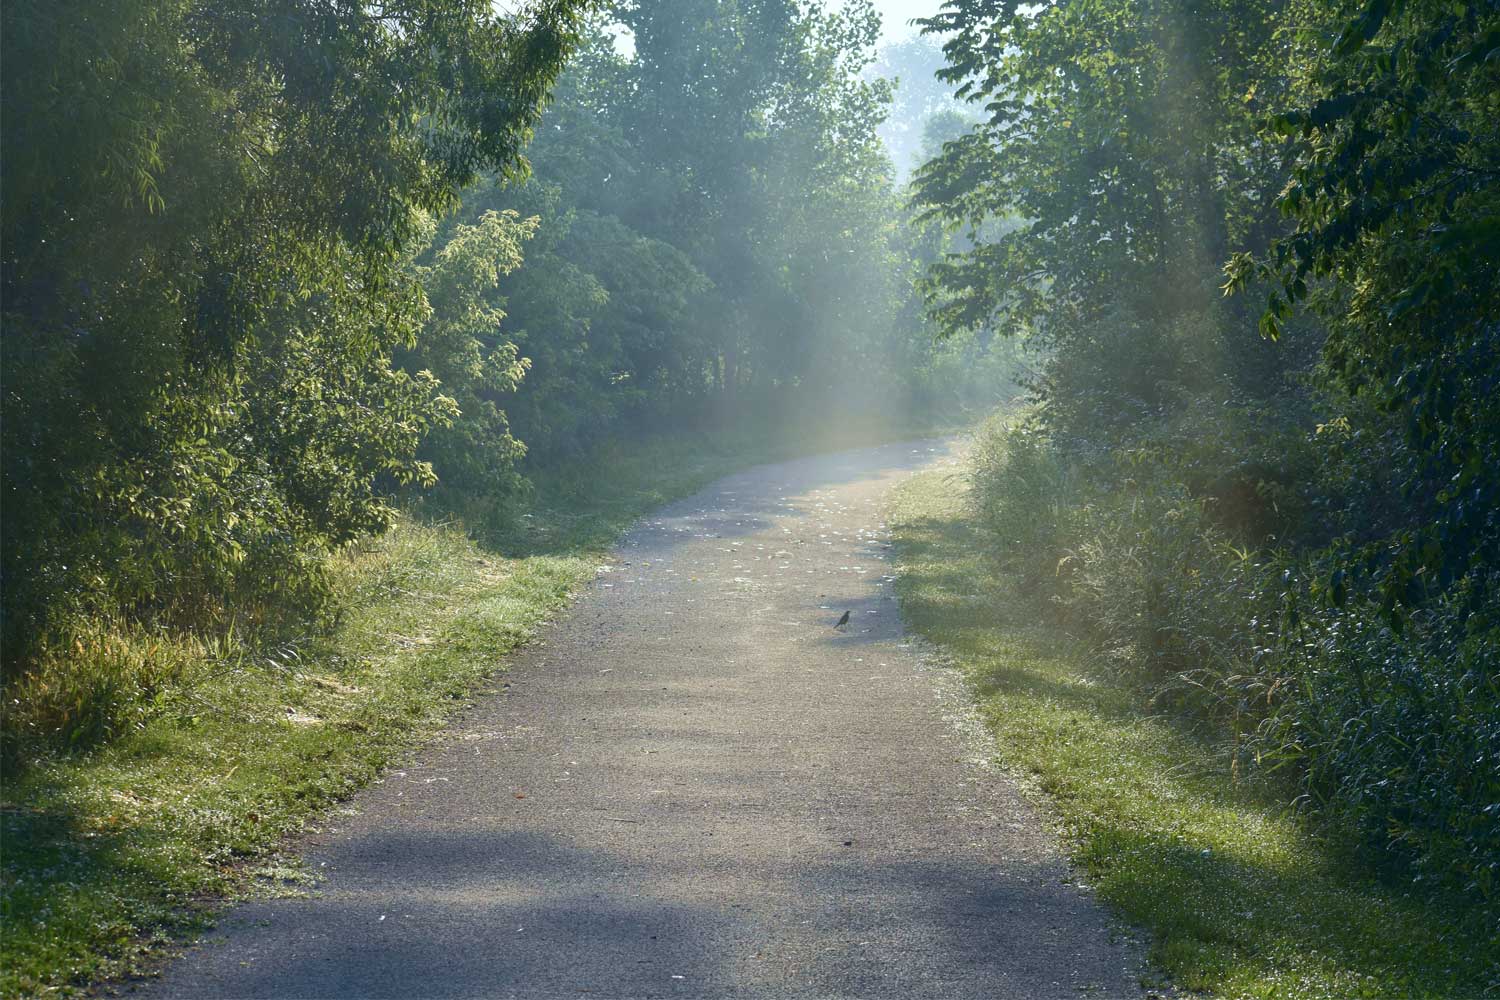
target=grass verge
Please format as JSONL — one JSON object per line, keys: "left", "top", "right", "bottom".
{"left": 0, "top": 417, "right": 952, "bottom": 999}
{"left": 887, "top": 468, "right": 1499, "bottom": 1000}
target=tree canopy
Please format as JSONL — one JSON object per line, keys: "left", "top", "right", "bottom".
{"left": 0, "top": 0, "right": 590, "bottom": 646}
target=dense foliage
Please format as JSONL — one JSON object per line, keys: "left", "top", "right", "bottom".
{"left": 411, "top": 2, "right": 1020, "bottom": 493}
{"left": 1, "top": 0, "right": 588, "bottom": 655}
{"left": 918, "top": 0, "right": 1498, "bottom": 898}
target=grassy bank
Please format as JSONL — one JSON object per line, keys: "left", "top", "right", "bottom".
{"left": 887, "top": 470, "right": 1499, "bottom": 1000}
{"left": 0, "top": 419, "right": 950, "bottom": 999}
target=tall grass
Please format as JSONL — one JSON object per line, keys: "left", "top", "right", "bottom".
{"left": 3, "top": 621, "right": 205, "bottom": 768}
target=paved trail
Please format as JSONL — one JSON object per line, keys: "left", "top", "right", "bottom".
{"left": 151, "top": 441, "right": 1144, "bottom": 999}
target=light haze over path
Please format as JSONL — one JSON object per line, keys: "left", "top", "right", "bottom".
{"left": 148, "top": 441, "right": 1145, "bottom": 999}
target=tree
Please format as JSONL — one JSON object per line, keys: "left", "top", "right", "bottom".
{"left": 0, "top": 0, "right": 589, "bottom": 647}
{"left": 469, "top": 1, "right": 923, "bottom": 430}
{"left": 912, "top": 0, "right": 1302, "bottom": 442}
{"left": 1226, "top": 0, "right": 1500, "bottom": 613}
{"left": 869, "top": 35, "right": 973, "bottom": 178}
{"left": 438, "top": 27, "right": 715, "bottom": 461}
{"left": 402, "top": 209, "right": 537, "bottom": 508}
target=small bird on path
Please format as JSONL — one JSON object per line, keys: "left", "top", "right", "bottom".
{"left": 834, "top": 610, "right": 851, "bottom": 629}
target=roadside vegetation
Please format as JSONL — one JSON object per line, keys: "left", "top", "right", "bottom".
{"left": 913, "top": 0, "right": 1498, "bottom": 913}
{"left": 887, "top": 0, "right": 1498, "bottom": 990}
{"left": 890, "top": 470, "right": 1499, "bottom": 999}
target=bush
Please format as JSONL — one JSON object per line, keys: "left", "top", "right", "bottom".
{"left": 971, "top": 416, "right": 1283, "bottom": 725}
{"left": 1264, "top": 582, "right": 1500, "bottom": 897}
{"left": 0, "top": 620, "right": 199, "bottom": 770}
{"left": 969, "top": 414, "right": 1079, "bottom": 599}
{"left": 968, "top": 410, "right": 1499, "bottom": 899}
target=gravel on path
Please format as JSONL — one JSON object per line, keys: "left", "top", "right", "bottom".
{"left": 146, "top": 440, "right": 1146, "bottom": 1000}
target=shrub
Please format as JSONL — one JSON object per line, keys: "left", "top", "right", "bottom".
{"left": 971, "top": 416, "right": 1284, "bottom": 727}
{"left": 1263, "top": 582, "right": 1500, "bottom": 897}
{"left": 969, "top": 414, "right": 1079, "bottom": 599}
{"left": 968, "top": 409, "right": 1499, "bottom": 899}
{"left": 0, "top": 619, "right": 199, "bottom": 770}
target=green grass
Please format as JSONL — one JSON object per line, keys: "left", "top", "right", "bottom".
{"left": 887, "top": 470, "right": 1500, "bottom": 1000}
{"left": 0, "top": 417, "right": 953, "bottom": 999}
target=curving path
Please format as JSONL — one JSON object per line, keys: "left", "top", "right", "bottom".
{"left": 148, "top": 440, "right": 1145, "bottom": 999}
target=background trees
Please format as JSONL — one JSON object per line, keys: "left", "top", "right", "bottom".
{"left": 869, "top": 36, "right": 976, "bottom": 178}
{"left": 423, "top": 1, "right": 1004, "bottom": 476}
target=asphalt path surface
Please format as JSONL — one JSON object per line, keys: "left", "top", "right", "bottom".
{"left": 149, "top": 440, "right": 1145, "bottom": 999}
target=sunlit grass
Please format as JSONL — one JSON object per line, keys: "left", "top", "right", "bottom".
{"left": 0, "top": 520, "right": 563, "bottom": 998}
{"left": 888, "top": 471, "right": 1499, "bottom": 1000}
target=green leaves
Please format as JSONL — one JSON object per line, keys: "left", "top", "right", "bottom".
{"left": 400, "top": 207, "right": 536, "bottom": 505}
{"left": 916, "top": 0, "right": 1500, "bottom": 904}
{"left": 0, "top": 0, "right": 588, "bottom": 651}
{"left": 1333, "top": 0, "right": 1405, "bottom": 55}
{"left": 1243, "top": 0, "right": 1500, "bottom": 617}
